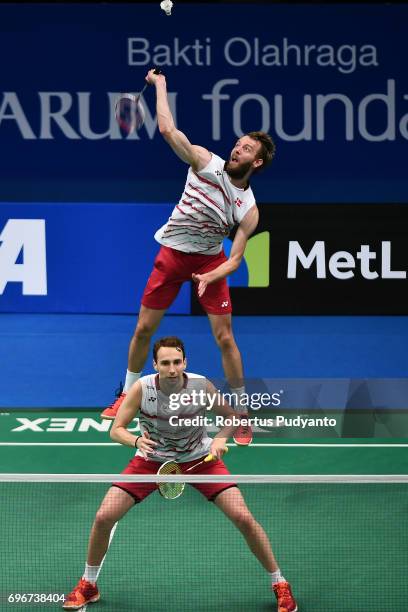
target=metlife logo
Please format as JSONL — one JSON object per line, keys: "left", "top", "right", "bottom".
{"left": 220, "top": 204, "right": 408, "bottom": 315}
{"left": 288, "top": 241, "right": 406, "bottom": 281}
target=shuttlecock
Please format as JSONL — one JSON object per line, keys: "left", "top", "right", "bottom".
{"left": 160, "top": 0, "right": 173, "bottom": 16}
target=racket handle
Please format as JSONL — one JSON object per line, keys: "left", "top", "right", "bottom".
{"left": 144, "top": 68, "right": 163, "bottom": 93}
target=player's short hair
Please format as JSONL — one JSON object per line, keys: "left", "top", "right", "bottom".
{"left": 153, "top": 336, "right": 186, "bottom": 362}
{"left": 246, "top": 131, "right": 276, "bottom": 172}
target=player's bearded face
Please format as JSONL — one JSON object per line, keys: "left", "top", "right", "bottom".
{"left": 225, "top": 137, "right": 262, "bottom": 179}
{"left": 224, "top": 158, "right": 253, "bottom": 179}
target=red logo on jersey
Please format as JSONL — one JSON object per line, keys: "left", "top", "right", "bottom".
{"left": 235, "top": 197, "right": 243, "bottom": 207}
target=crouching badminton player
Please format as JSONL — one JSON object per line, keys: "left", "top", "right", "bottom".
{"left": 64, "top": 337, "right": 297, "bottom": 612}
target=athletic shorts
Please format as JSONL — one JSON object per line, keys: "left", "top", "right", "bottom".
{"left": 112, "top": 454, "right": 237, "bottom": 503}
{"left": 141, "top": 246, "right": 232, "bottom": 315}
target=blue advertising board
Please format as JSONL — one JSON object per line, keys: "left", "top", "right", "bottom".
{"left": 0, "top": 203, "right": 190, "bottom": 313}
{"left": 2, "top": 201, "right": 406, "bottom": 314}
{"left": 0, "top": 3, "right": 407, "bottom": 202}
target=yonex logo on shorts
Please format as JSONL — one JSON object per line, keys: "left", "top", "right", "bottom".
{"left": 221, "top": 301, "right": 229, "bottom": 307}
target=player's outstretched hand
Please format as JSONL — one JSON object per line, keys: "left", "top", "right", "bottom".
{"left": 192, "top": 272, "right": 213, "bottom": 297}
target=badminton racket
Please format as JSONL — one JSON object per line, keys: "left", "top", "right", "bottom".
{"left": 115, "top": 68, "right": 162, "bottom": 135}
{"left": 156, "top": 448, "right": 229, "bottom": 500}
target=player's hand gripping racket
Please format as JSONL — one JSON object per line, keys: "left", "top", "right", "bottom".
{"left": 156, "top": 448, "right": 229, "bottom": 500}
{"left": 115, "top": 68, "right": 162, "bottom": 135}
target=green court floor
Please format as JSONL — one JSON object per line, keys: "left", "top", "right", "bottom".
{"left": 1, "top": 482, "right": 407, "bottom": 611}
{"left": 0, "top": 411, "right": 407, "bottom": 611}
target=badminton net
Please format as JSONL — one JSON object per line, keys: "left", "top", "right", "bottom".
{"left": 0, "top": 473, "right": 407, "bottom": 612}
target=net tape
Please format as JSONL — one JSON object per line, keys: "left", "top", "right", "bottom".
{"left": 1, "top": 473, "right": 407, "bottom": 483}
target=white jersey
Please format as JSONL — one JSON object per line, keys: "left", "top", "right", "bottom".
{"left": 154, "top": 153, "right": 256, "bottom": 255}
{"left": 137, "top": 372, "right": 213, "bottom": 463}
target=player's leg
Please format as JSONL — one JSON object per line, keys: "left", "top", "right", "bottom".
{"left": 64, "top": 455, "right": 158, "bottom": 609}
{"left": 214, "top": 485, "right": 278, "bottom": 571}
{"left": 207, "top": 312, "right": 252, "bottom": 445}
{"left": 101, "top": 305, "right": 165, "bottom": 419}
{"left": 63, "top": 487, "right": 135, "bottom": 609}
{"left": 194, "top": 461, "right": 277, "bottom": 571}
{"left": 86, "top": 487, "right": 135, "bottom": 566}
{"left": 194, "top": 255, "right": 252, "bottom": 444}
{"left": 207, "top": 312, "right": 243, "bottom": 393}
{"left": 214, "top": 487, "right": 298, "bottom": 612}
{"left": 128, "top": 305, "right": 166, "bottom": 375}
{"left": 101, "top": 246, "right": 183, "bottom": 420}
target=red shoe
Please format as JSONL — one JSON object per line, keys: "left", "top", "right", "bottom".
{"left": 63, "top": 578, "right": 100, "bottom": 609}
{"left": 272, "top": 581, "right": 298, "bottom": 612}
{"left": 233, "top": 415, "right": 253, "bottom": 445}
{"left": 101, "top": 382, "right": 126, "bottom": 420}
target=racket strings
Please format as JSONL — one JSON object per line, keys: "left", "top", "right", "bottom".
{"left": 156, "top": 451, "right": 227, "bottom": 499}
{"left": 157, "top": 461, "right": 184, "bottom": 500}
{"left": 114, "top": 69, "right": 161, "bottom": 135}
{"left": 115, "top": 94, "right": 145, "bottom": 134}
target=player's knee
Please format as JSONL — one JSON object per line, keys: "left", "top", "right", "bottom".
{"left": 94, "top": 508, "right": 116, "bottom": 531}
{"left": 213, "top": 328, "right": 235, "bottom": 351}
{"left": 134, "top": 319, "right": 155, "bottom": 341}
{"left": 231, "top": 509, "right": 254, "bottom": 532}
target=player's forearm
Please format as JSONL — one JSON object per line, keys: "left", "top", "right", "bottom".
{"left": 213, "top": 406, "right": 239, "bottom": 440}
{"left": 208, "top": 255, "right": 242, "bottom": 282}
{"left": 155, "top": 80, "right": 175, "bottom": 135}
{"left": 110, "top": 425, "right": 138, "bottom": 448}
{"left": 214, "top": 422, "right": 237, "bottom": 441}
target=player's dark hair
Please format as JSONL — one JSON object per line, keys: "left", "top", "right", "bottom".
{"left": 246, "top": 131, "right": 276, "bottom": 172}
{"left": 153, "top": 336, "right": 186, "bottom": 362}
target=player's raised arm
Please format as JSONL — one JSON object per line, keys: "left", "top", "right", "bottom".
{"left": 146, "top": 68, "right": 211, "bottom": 171}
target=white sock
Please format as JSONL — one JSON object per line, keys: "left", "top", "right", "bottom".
{"left": 124, "top": 370, "right": 142, "bottom": 393}
{"left": 83, "top": 563, "right": 100, "bottom": 584}
{"left": 230, "top": 386, "right": 247, "bottom": 414}
{"left": 270, "top": 569, "right": 286, "bottom": 584}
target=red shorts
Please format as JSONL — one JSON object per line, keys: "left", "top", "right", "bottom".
{"left": 141, "top": 246, "right": 232, "bottom": 315}
{"left": 112, "top": 454, "right": 237, "bottom": 503}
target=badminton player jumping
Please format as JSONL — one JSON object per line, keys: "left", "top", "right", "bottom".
{"left": 64, "top": 337, "right": 297, "bottom": 612}
{"left": 102, "top": 68, "right": 276, "bottom": 447}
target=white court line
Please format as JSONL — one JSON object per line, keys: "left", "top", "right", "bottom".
{"left": 0, "top": 442, "right": 120, "bottom": 446}
{"left": 247, "top": 443, "right": 408, "bottom": 447}
{"left": 0, "top": 442, "right": 407, "bottom": 447}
